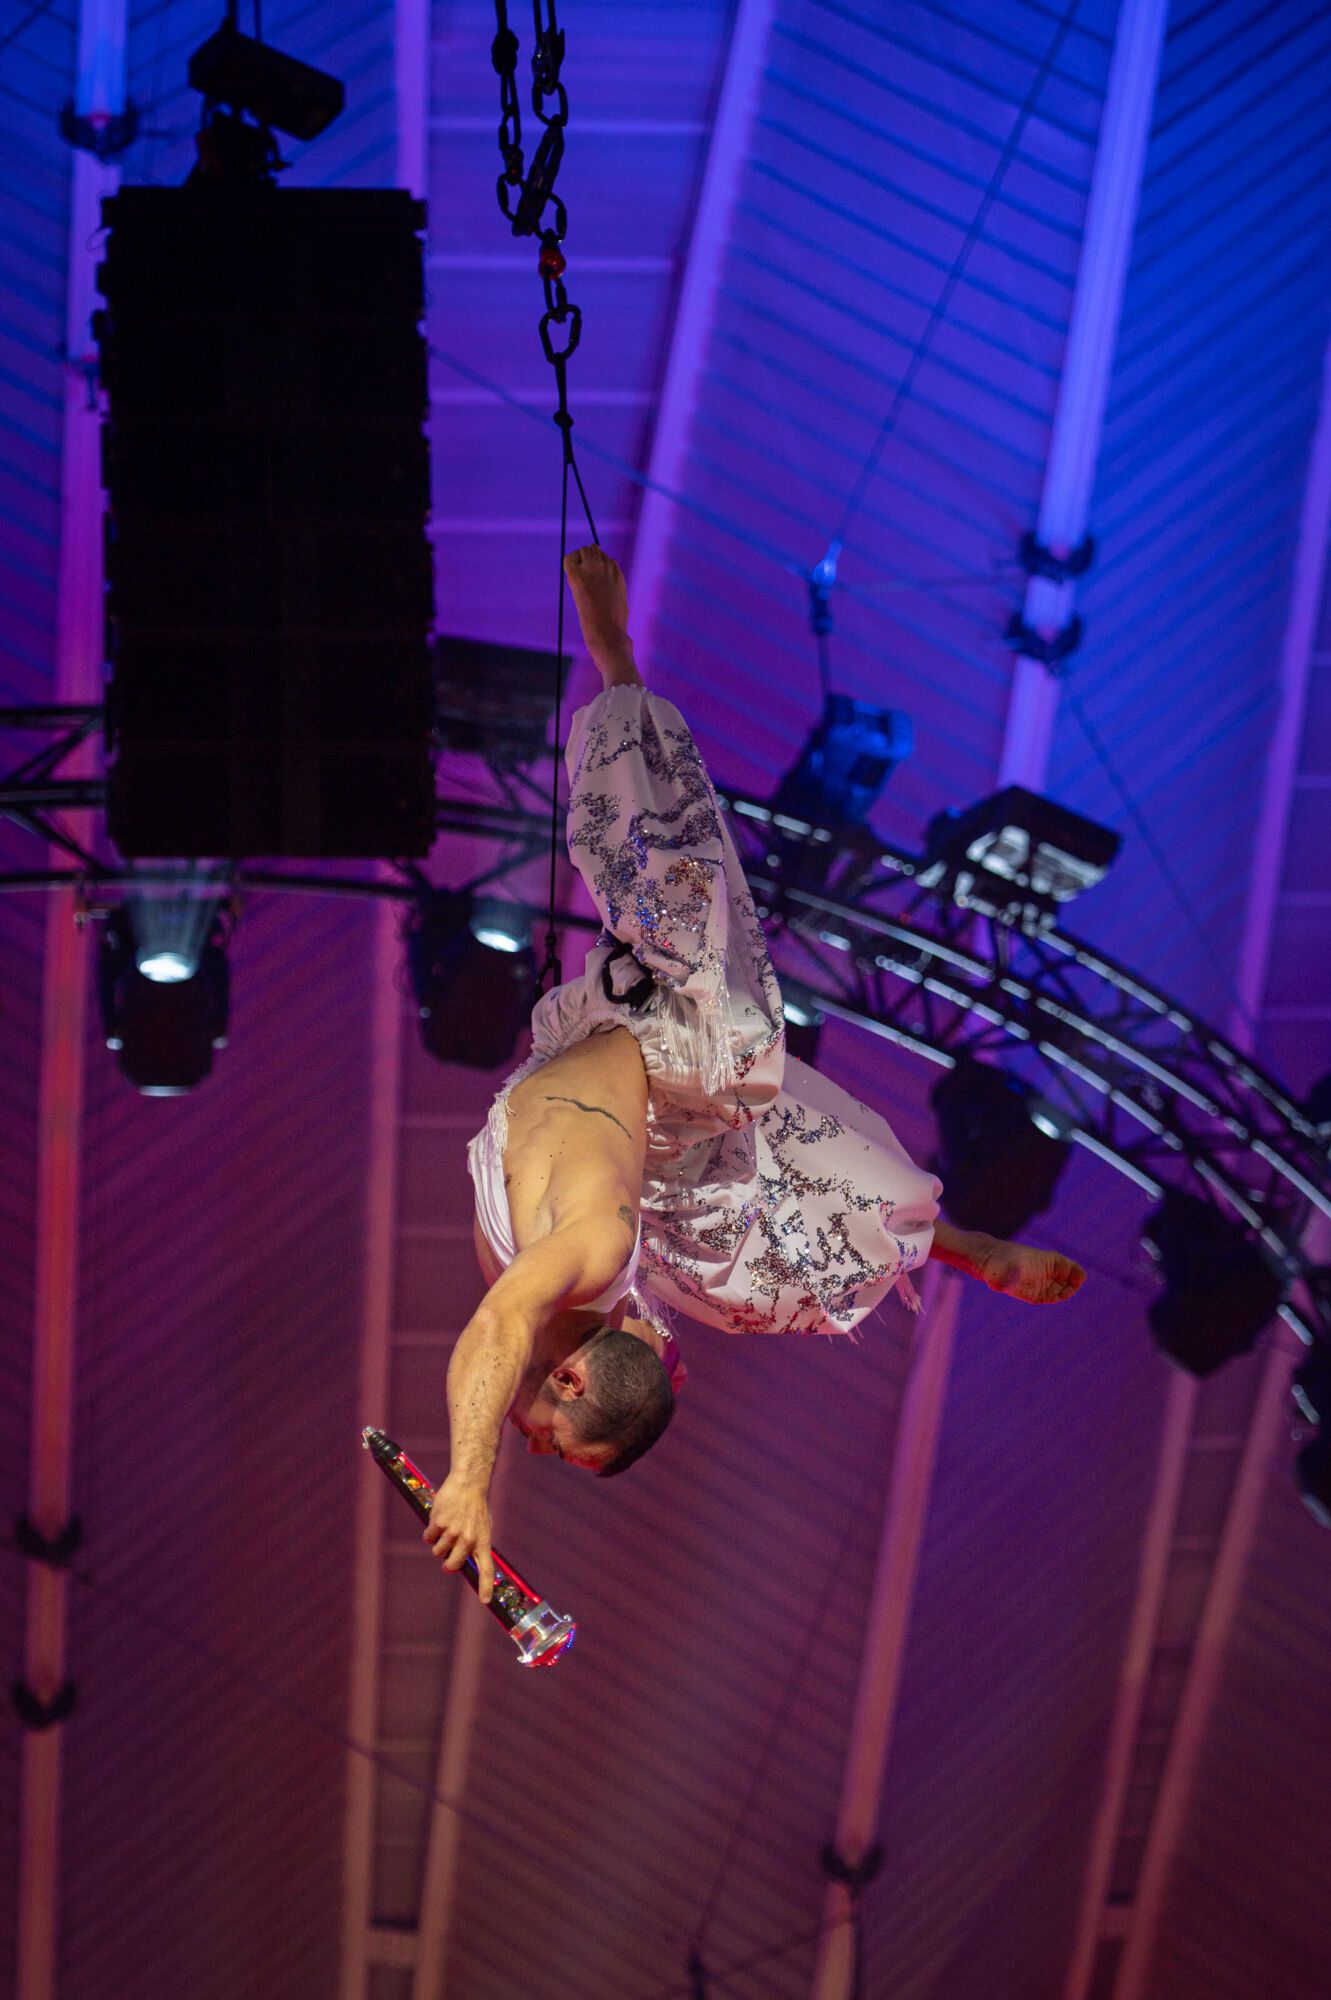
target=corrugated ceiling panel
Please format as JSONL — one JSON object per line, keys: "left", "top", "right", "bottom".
{"left": 648, "top": 0, "right": 1112, "bottom": 844}
{"left": 59, "top": 890, "right": 379, "bottom": 2000}
{"left": 1147, "top": 1447, "right": 1331, "bottom": 2000}
{"left": 1047, "top": 0, "right": 1331, "bottom": 1036}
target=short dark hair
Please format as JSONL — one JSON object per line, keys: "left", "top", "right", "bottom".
{"left": 569, "top": 1328, "right": 675, "bottom": 1476}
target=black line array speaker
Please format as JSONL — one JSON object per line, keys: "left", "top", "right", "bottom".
{"left": 96, "top": 185, "right": 437, "bottom": 858}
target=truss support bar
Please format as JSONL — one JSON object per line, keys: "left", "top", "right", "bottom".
{"left": 999, "top": 0, "right": 1168, "bottom": 790}
{"left": 809, "top": 1268, "right": 962, "bottom": 2000}
{"left": 17, "top": 5, "right": 125, "bottom": 1996}
{"left": 626, "top": 0, "right": 777, "bottom": 661}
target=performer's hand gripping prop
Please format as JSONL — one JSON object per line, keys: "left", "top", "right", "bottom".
{"left": 361, "top": 1428, "right": 576, "bottom": 1668}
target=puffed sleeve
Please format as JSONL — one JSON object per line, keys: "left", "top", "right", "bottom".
{"left": 564, "top": 684, "right": 781, "bottom": 1099}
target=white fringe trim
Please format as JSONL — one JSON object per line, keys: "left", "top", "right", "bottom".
{"left": 655, "top": 966, "right": 738, "bottom": 1099}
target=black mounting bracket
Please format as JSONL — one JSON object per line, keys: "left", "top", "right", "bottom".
{"left": 1006, "top": 609, "right": 1084, "bottom": 672}
{"left": 12, "top": 1679, "right": 78, "bottom": 1731}
{"left": 16, "top": 1514, "right": 84, "bottom": 1568}
{"left": 1019, "top": 528, "right": 1095, "bottom": 583}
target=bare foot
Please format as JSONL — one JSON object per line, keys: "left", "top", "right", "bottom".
{"left": 563, "top": 545, "right": 639, "bottom": 684}
{"left": 978, "top": 1239, "right": 1087, "bottom": 1304}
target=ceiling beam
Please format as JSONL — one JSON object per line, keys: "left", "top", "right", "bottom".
{"left": 625, "top": 0, "right": 777, "bottom": 661}
{"left": 999, "top": 0, "right": 1169, "bottom": 789}
{"left": 17, "top": 4, "right": 125, "bottom": 1996}
{"left": 337, "top": 14, "right": 430, "bottom": 1995}
{"left": 410, "top": 1447, "right": 515, "bottom": 2000}
{"left": 809, "top": 1270, "right": 962, "bottom": 2000}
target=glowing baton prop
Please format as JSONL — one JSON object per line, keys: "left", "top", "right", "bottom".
{"left": 361, "top": 1427, "right": 576, "bottom": 1668}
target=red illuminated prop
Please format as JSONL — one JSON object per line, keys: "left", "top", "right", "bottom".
{"left": 361, "top": 1428, "right": 576, "bottom": 1667}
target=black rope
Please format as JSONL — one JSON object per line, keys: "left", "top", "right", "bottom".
{"left": 537, "top": 348, "right": 599, "bottom": 995}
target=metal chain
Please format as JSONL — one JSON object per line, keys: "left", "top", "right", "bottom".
{"left": 490, "top": 0, "right": 598, "bottom": 995}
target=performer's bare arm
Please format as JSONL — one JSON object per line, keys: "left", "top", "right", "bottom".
{"left": 428, "top": 1026, "right": 648, "bottom": 1597}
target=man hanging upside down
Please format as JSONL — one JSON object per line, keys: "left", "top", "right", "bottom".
{"left": 426, "top": 547, "right": 1086, "bottom": 1599}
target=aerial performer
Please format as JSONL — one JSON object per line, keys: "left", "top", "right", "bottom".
{"left": 426, "top": 547, "right": 1087, "bottom": 1599}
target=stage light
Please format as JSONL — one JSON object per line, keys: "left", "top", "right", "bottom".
{"left": 920, "top": 787, "right": 1120, "bottom": 929}
{"left": 469, "top": 897, "right": 530, "bottom": 955}
{"left": 773, "top": 696, "right": 913, "bottom": 832}
{"left": 127, "top": 879, "right": 226, "bottom": 985}
{"left": 1141, "top": 1189, "right": 1284, "bottom": 1377}
{"left": 98, "top": 906, "right": 231, "bottom": 1095}
{"left": 930, "top": 1058, "right": 1072, "bottom": 1239}
{"left": 405, "top": 887, "right": 535, "bottom": 1070}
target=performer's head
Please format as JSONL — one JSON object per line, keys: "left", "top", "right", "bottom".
{"left": 508, "top": 1318, "right": 675, "bottom": 1475}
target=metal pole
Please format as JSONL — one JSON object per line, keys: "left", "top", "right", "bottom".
{"left": 999, "top": 0, "right": 1169, "bottom": 789}
{"left": 809, "top": 1272, "right": 962, "bottom": 2000}
{"left": 17, "top": 3, "right": 126, "bottom": 1994}
{"left": 338, "top": 8, "right": 430, "bottom": 1991}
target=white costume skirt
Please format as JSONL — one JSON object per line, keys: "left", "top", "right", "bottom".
{"left": 477, "top": 684, "right": 940, "bottom": 1337}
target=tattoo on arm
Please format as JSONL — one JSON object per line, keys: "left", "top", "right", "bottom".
{"left": 618, "top": 1203, "right": 636, "bottom": 1240}
{"left": 543, "top": 1094, "right": 634, "bottom": 1142}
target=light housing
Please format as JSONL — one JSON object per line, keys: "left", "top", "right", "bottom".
{"left": 405, "top": 887, "right": 535, "bottom": 1070}
{"left": 1141, "top": 1189, "right": 1283, "bottom": 1377}
{"left": 930, "top": 1058, "right": 1072, "bottom": 1239}
{"left": 98, "top": 905, "right": 231, "bottom": 1094}
{"left": 773, "top": 696, "right": 913, "bottom": 832}
{"left": 920, "top": 786, "right": 1120, "bottom": 930}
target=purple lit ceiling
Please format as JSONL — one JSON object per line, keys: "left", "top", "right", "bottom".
{"left": 3, "top": 3, "right": 1331, "bottom": 1999}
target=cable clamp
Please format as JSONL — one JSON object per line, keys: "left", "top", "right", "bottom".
{"left": 12, "top": 1679, "right": 78, "bottom": 1731}
{"left": 1019, "top": 528, "right": 1094, "bottom": 583}
{"left": 16, "top": 1513, "right": 83, "bottom": 1568}
{"left": 1005, "top": 610, "right": 1083, "bottom": 673}
{"left": 820, "top": 1838, "right": 884, "bottom": 1898}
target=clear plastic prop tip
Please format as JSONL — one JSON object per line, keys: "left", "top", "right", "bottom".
{"left": 361, "top": 1427, "right": 576, "bottom": 1668}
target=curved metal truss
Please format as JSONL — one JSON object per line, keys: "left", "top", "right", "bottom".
{"left": 3, "top": 707, "right": 1327, "bottom": 1342}
{"left": 716, "top": 790, "right": 1331, "bottom": 1346}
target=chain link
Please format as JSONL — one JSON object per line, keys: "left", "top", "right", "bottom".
{"left": 489, "top": 0, "right": 597, "bottom": 996}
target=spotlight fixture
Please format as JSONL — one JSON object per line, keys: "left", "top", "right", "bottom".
{"left": 126, "top": 876, "right": 229, "bottom": 985}
{"left": 405, "top": 887, "right": 535, "bottom": 1070}
{"left": 433, "top": 636, "right": 568, "bottom": 772}
{"left": 930, "top": 1058, "right": 1072, "bottom": 1239}
{"left": 920, "top": 787, "right": 1120, "bottom": 930}
{"left": 1141, "top": 1189, "right": 1283, "bottom": 1377}
{"left": 468, "top": 896, "right": 532, "bottom": 956}
{"left": 773, "top": 696, "right": 913, "bottom": 833}
{"left": 98, "top": 905, "right": 231, "bottom": 1095}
